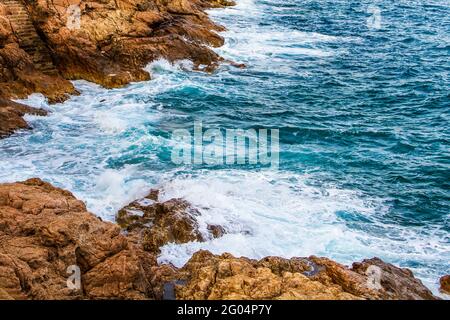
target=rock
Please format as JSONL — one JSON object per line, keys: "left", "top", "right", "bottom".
{"left": 0, "top": 179, "right": 439, "bottom": 300}
{"left": 0, "top": 2, "right": 76, "bottom": 103}
{"left": 117, "top": 190, "right": 225, "bottom": 253}
{"left": 0, "top": 178, "right": 157, "bottom": 299}
{"left": 19, "top": 0, "right": 236, "bottom": 89}
{"left": 439, "top": 275, "right": 450, "bottom": 294}
{"left": 175, "top": 251, "right": 360, "bottom": 300}
{"left": 0, "top": 43, "right": 77, "bottom": 103}
{"left": 0, "top": 98, "right": 47, "bottom": 138}
{"left": 352, "top": 257, "right": 437, "bottom": 300}
{"left": 173, "top": 251, "right": 439, "bottom": 300}
{"left": 0, "top": 0, "right": 240, "bottom": 137}
{"left": 207, "top": 224, "right": 225, "bottom": 238}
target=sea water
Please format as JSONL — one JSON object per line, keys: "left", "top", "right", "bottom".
{"left": 0, "top": 0, "right": 449, "bottom": 295}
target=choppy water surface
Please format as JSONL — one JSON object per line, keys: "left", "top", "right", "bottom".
{"left": 0, "top": 0, "right": 449, "bottom": 294}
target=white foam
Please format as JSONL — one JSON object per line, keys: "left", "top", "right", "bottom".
{"left": 156, "top": 169, "right": 449, "bottom": 297}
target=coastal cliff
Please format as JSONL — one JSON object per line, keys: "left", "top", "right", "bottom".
{"left": 0, "top": 0, "right": 234, "bottom": 135}
{"left": 0, "top": 179, "right": 439, "bottom": 300}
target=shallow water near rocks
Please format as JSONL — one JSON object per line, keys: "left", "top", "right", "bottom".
{"left": 0, "top": 0, "right": 449, "bottom": 295}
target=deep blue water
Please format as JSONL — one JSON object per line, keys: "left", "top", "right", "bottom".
{"left": 0, "top": 0, "right": 449, "bottom": 293}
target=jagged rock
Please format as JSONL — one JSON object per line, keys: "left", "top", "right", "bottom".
{"left": 440, "top": 275, "right": 450, "bottom": 294}
{"left": 173, "top": 251, "right": 438, "bottom": 300}
{"left": 0, "top": 0, "right": 237, "bottom": 139}
{"left": 22, "top": 0, "right": 235, "bottom": 88}
{"left": 0, "top": 43, "right": 77, "bottom": 102}
{"left": 117, "top": 190, "right": 225, "bottom": 253}
{"left": 0, "top": 178, "right": 157, "bottom": 300}
{"left": 0, "top": 98, "right": 47, "bottom": 138}
{"left": 0, "top": 179, "right": 439, "bottom": 300}
{"left": 352, "top": 258, "right": 437, "bottom": 300}
{"left": 175, "top": 251, "right": 361, "bottom": 300}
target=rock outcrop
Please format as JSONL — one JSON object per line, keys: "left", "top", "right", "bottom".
{"left": 117, "top": 189, "right": 224, "bottom": 253}
{"left": 0, "top": 179, "right": 440, "bottom": 300}
{"left": 0, "top": 178, "right": 157, "bottom": 299}
{"left": 173, "top": 251, "right": 438, "bottom": 300}
{"left": 440, "top": 275, "right": 450, "bottom": 295}
{"left": 0, "top": 2, "right": 76, "bottom": 102}
{"left": 0, "top": 0, "right": 235, "bottom": 136}
{"left": 1, "top": 0, "right": 235, "bottom": 91}
{"left": 0, "top": 97, "right": 47, "bottom": 138}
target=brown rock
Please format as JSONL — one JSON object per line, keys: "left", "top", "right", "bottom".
{"left": 207, "top": 224, "right": 225, "bottom": 238}
{"left": 0, "top": 179, "right": 439, "bottom": 300}
{"left": 0, "top": 178, "right": 157, "bottom": 299}
{"left": 352, "top": 257, "right": 437, "bottom": 300}
{"left": 117, "top": 190, "right": 225, "bottom": 253}
{"left": 175, "top": 251, "right": 360, "bottom": 300}
{"left": 439, "top": 275, "right": 450, "bottom": 294}
{"left": 0, "top": 98, "right": 47, "bottom": 138}
{"left": 173, "top": 251, "right": 439, "bottom": 300}
{"left": 0, "top": 0, "right": 242, "bottom": 106}
{"left": 20, "top": 0, "right": 233, "bottom": 89}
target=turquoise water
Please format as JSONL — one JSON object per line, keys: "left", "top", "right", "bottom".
{"left": 0, "top": 0, "right": 449, "bottom": 294}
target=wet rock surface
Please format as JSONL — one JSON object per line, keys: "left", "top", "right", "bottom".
{"left": 117, "top": 189, "right": 224, "bottom": 253}
{"left": 22, "top": 0, "right": 234, "bottom": 88}
{"left": 440, "top": 275, "right": 450, "bottom": 295}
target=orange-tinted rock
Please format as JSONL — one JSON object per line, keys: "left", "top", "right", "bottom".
{"left": 175, "top": 251, "right": 360, "bottom": 300}
{"left": 0, "top": 43, "right": 77, "bottom": 102}
{"left": 0, "top": 178, "right": 157, "bottom": 300}
{"left": 0, "top": 98, "right": 47, "bottom": 138}
{"left": 117, "top": 190, "right": 225, "bottom": 253}
{"left": 22, "top": 0, "right": 235, "bottom": 89}
{"left": 0, "top": 179, "right": 439, "bottom": 300}
{"left": 1, "top": 0, "right": 237, "bottom": 104}
{"left": 351, "top": 257, "right": 437, "bottom": 300}
{"left": 173, "top": 251, "right": 438, "bottom": 300}
{"left": 439, "top": 275, "right": 450, "bottom": 294}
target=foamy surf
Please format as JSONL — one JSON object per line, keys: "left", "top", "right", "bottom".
{"left": 155, "top": 169, "right": 448, "bottom": 295}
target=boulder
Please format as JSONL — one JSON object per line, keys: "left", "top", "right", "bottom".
{"left": 117, "top": 189, "right": 225, "bottom": 253}
{"left": 0, "top": 178, "right": 157, "bottom": 299}
{"left": 440, "top": 275, "right": 450, "bottom": 294}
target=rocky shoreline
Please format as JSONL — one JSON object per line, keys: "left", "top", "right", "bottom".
{"left": 0, "top": 178, "right": 447, "bottom": 300}
{"left": 0, "top": 1, "right": 448, "bottom": 300}
{"left": 0, "top": 0, "right": 235, "bottom": 135}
